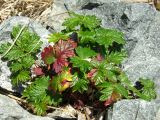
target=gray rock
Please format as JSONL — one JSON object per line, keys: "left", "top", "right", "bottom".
{"left": 111, "top": 99, "right": 159, "bottom": 120}
{"left": 37, "top": 0, "right": 69, "bottom": 32}
{"left": 0, "top": 16, "right": 51, "bottom": 91}
{"left": 0, "top": 94, "right": 55, "bottom": 120}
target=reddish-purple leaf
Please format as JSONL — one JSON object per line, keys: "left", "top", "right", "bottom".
{"left": 41, "top": 45, "right": 55, "bottom": 65}
{"left": 32, "top": 67, "right": 44, "bottom": 76}
{"left": 52, "top": 39, "right": 77, "bottom": 73}
{"left": 87, "top": 69, "right": 97, "bottom": 79}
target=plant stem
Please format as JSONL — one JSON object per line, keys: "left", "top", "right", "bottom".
{"left": 1, "top": 25, "right": 26, "bottom": 59}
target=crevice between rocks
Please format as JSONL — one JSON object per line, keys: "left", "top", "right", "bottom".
{"left": 134, "top": 101, "right": 140, "bottom": 120}
{"left": 81, "top": 2, "right": 103, "bottom": 10}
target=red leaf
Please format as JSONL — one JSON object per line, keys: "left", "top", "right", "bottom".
{"left": 32, "top": 67, "right": 44, "bottom": 76}
{"left": 104, "top": 92, "right": 121, "bottom": 107}
{"left": 41, "top": 39, "right": 77, "bottom": 73}
{"left": 52, "top": 39, "right": 77, "bottom": 73}
{"left": 41, "top": 45, "right": 55, "bottom": 65}
{"left": 96, "top": 54, "right": 103, "bottom": 61}
{"left": 87, "top": 69, "right": 97, "bottom": 79}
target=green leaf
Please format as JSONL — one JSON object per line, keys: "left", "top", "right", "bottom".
{"left": 63, "top": 13, "right": 82, "bottom": 30}
{"left": 10, "top": 62, "right": 23, "bottom": 72}
{"left": 106, "top": 70, "right": 117, "bottom": 82}
{"left": 72, "top": 74, "right": 89, "bottom": 93}
{"left": 138, "top": 78, "right": 156, "bottom": 100}
{"left": 21, "top": 55, "right": 35, "bottom": 68}
{"left": 70, "top": 56, "right": 93, "bottom": 72}
{"left": 23, "top": 76, "right": 62, "bottom": 115}
{"left": 97, "top": 81, "right": 112, "bottom": 88}
{"left": 139, "top": 78, "right": 154, "bottom": 88}
{"left": 63, "top": 13, "right": 101, "bottom": 30}
{"left": 107, "top": 51, "right": 127, "bottom": 64}
{"left": 141, "top": 88, "right": 156, "bottom": 100}
{"left": 114, "top": 84, "right": 129, "bottom": 98}
{"left": 99, "top": 86, "right": 113, "bottom": 101}
{"left": 118, "top": 72, "right": 131, "bottom": 86}
{"left": 13, "top": 25, "right": 41, "bottom": 53}
{"left": 23, "top": 76, "right": 50, "bottom": 101}
{"left": 48, "top": 33, "right": 69, "bottom": 43}
{"left": 11, "top": 25, "right": 22, "bottom": 38}
{"left": 0, "top": 43, "right": 11, "bottom": 54}
{"left": 5, "top": 46, "right": 24, "bottom": 60}
{"left": 79, "top": 30, "right": 95, "bottom": 43}
{"left": 33, "top": 102, "right": 47, "bottom": 115}
{"left": 82, "top": 15, "right": 101, "bottom": 30}
{"left": 12, "top": 71, "right": 30, "bottom": 85}
{"left": 75, "top": 47, "right": 97, "bottom": 59}
{"left": 95, "top": 28, "right": 125, "bottom": 47}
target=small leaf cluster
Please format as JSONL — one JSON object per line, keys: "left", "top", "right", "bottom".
{"left": 0, "top": 25, "right": 42, "bottom": 85}
{"left": 0, "top": 13, "right": 156, "bottom": 116}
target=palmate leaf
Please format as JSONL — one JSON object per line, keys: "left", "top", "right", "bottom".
{"left": 139, "top": 78, "right": 156, "bottom": 100}
{"left": 114, "top": 84, "right": 129, "bottom": 98}
{"left": 5, "top": 46, "right": 24, "bottom": 60}
{"left": 63, "top": 13, "right": 101, "bottom": 30}
{"left": 72, "top": 74, "right": 89, "bottom": 93}
{"left": 118, "top": 72, "right": 131, "bottom": 86}
{"left": 49, "top": 70, "right": 73, "bottom": 92}
{"left": 98, "top": 81, "right": 113, "bottom": 101}
{"left": 33, "top": 102, "right": 47, "bottom": 115}
{"left": 75, "top": 47, "right": 97, "bottom": 59}
{"left": 42, "top": 40, "right": 77, "bottom": 73}
{"left": 107, "top": 50, "right": 127, "bottom": 64}
{"left": 70, "top": 56, "right": 93, "bottom": 72}
{"left": 0, "top": 43, "right": 11, "bottom": 54}
{"left": 48, "top": 33, "right": 69, "bottom": 43}
{"left": 41, "top": 45, "right": 55, "bottom": 65}
{"left": 10, "top": 62, "right": 23, "bottom": 72}
{"left": 79, "top": 30, "right": 95, "bottom": 43}
{"left": 12, "top": 25, "right": 42, "bottom": 53}
{"left": 95, "top": 28, "right": 125, "bottom": 47}
{"left": 23, "top": 76, "right": 62, "bottom": 115}
{"left": 52, "top": 39, "right": 77, "bottom": 73}
{"left": 11, "top": 71, "right": 30, "bottom": 85}
{"left": 21, "top": 55, "right": 35, "bottom": 68}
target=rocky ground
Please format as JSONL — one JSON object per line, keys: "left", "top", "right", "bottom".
{"left": 1, "top": 0, "right": 160, "bottom": 120}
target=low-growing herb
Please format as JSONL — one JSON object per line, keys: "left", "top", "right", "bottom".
{"left": 0, "top": 13, "right": 156, "bottom": 115}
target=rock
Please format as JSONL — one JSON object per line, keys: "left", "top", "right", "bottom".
{"left": 110, "top": 99, "right": 159, "bottom": 120}
{"left": 37, "top": 0, "right": 121, "bottom": 32}
{"left": 0, "top": 16, "right": 51, "bottom": 91}
{"left": 0, "top": 94, "right": 55, "bottom": 120}
{"left": 37, "top": 0, "right": 70, "bottom": 32}
{"left": 47, "top": 105, "right": 77, "bottom": 119}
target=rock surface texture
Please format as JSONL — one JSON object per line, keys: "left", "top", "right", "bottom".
{"left": 0, "top": 94, "right": 55, "bottom": 120}
{"left": 1, "top": 0, "right": 160, "bottom": 120}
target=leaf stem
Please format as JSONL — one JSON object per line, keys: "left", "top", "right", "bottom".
{"left": 1, "top": 25, "right": 27, "bottom": 59}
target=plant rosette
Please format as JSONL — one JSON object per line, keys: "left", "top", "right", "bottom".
{"left": 0, "top": 13, "right": 156, "bottom": 115}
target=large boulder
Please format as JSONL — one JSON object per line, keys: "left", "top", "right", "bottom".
{"left": 110, "top": 99, "right": 159, "bottom": 120}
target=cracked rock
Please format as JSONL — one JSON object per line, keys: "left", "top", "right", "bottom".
{"left": 110, "top": 99, "right": 159, "bottom": 120}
